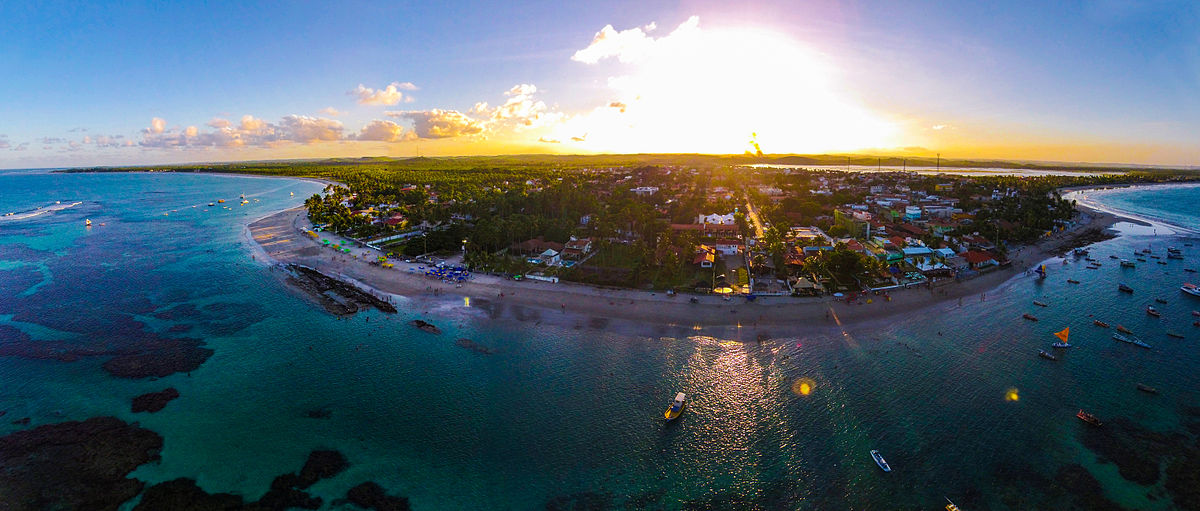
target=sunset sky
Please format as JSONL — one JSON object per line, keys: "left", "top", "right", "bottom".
{"left": 2, "top": 0, "right": 1198, "bottom": 168}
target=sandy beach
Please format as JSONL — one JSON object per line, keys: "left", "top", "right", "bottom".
{"left": 245, "top": 198, "right": 1131, "bottom": 336}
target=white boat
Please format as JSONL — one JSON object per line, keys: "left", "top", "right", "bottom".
{"left": 1113, "top": 333, "right": 1152, "bottom": 349}
{"left": 871, "top": 449, "right": 892, "bottom": 472}
{"left": 1182, "top": 283, "right": 1200, "bottom": 298}
{"left": 664, "top": 392, "right": 686, "bottom": 421}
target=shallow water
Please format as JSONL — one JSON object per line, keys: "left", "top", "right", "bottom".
{"left": 2, "top": 171, "right": 1199, "bottom": 509}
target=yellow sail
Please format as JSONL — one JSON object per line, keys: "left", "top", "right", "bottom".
{"left": 1054, "top": 327, "right": 1070, "bottom": 343}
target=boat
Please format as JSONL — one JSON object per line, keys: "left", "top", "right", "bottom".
{"left": 1114, "top": 333, "right": 1152, "bottom": 349}
{"left": 84, "top": 219, "right": 91, "bottom": 226}
{"left": 1146, "top": 306, "right": 1161, "bottom": 317}
{"left": 217, "top": 199, "right": 225, "bottom": 203}
{"left": 1168, "top": 247, "right": 1182, "bottom": 255}
{"left": 1116, "top": 325, "right": 1133, "bottom": 334}
{"left": 1120, "top": 259, "right": 1135, "bottom": 268}
{"left": 1093, "top": 320, "right": 1110, "bottom": 328}
{"left": 1194, "top": 310, "right": 1200, "bottom": 317}
{"left": 664, "top": 392, "right": 686, "bottom": 421}
{"left": 410, "top": 319, "right": 442, "bottom": 334}
{"left": 1077, "top": 410, "right": 1103, "bottom": 427}
{"left": 1022, "top": 313, "right": 1038, "bottom": 321}
{"left": 1067, "top": 279, "right": 1081, "bottom": 284}
{"left": 1033, "top": 300, "right": 1048, "bottom": 307}
{"left": 1143, "top": 248, "right": 1153, "bottom": 254}
{"left": 945, "top": 498, "right": 962, "bottom": 511}
{"left": 1035, "top": 264, "right": 1047, "bottom": 279}
{"left": 1158, "top": 261, "right": 1168, "bottom": 265}
{"left": 1169, "top": 253, "right": 1184, "bottom": 260}
{"left": 1109, "top": 255, "right": 1119, "bottom": 260}
{"left": 1137, "top": 384, "right": 1159, "bottom": 394}
{"left": 208, "top": 202, "right": 215, "bottom": 207}
{"left": 1150, "top": 255, "right": 1161, "bottom": 260}
{"left": 1182, "top": 283, "right": 1200, "bottom": 298}
{"left": 1156, "top": 298, "right": 1168, "bottom": 304}
{"left": 1074, "top": 248, "right": 1089, "bottom": 256}
{"left": 870, "top": 450, "right": 892, "bottom": 472}
{"left": 1038, "top": 350, "right": 1057, "bottom": 361}
{"left": 1118, "top": 283, "right": 1134, "bottom": 293}
{"left": 1137, "top": 258, "right": 1147, "bottom": 262}
{"left": 1167, "top": 331, "right": 1185, "bottom": 339}
{"left": 1185, "top": 268, "right": 1198, "bottom": 273}
{"left": 1052, "top": 327, "right": 1071, "bottom": 348}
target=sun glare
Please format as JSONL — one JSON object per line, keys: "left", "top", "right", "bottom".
{"left": 554, "top": 22, "right": 897, "bottom": 154}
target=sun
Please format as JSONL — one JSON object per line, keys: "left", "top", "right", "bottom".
{"left": 552, "top": 19, "right": 899, "bottom": 154}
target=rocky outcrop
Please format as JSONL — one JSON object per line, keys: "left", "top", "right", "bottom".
{"left": 346, "top": 482, "right": 411, "bottom": 511}
{"left": 132, "top": 478, "right": 245, "bottom": 511}
{"left": 284, "top": 264, "right": 397, "bottom": 315}
{"left": 410, "top": 320, "right": 441, "bottom": 334}
{"left": 0, "top": 417, "right": 162, "bottom": 511}
{"left": 131, "top": 388, "right": 181, "bottom": 413}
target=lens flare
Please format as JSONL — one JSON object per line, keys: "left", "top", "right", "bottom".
{"left": 792, "top": 378, "right": 816, "bottom": 396}
{"left": 1005, "top": 388, "right": 1020, "bottom": 402}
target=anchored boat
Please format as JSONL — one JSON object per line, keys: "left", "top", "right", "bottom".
{"left": 1038, "top": 350, "right": 1057, "bottom": 361}
{"left": 1182, "top": 283, "right": 1200, "bottom": 298}
{"left": 1118, "top": 283, "right": 1134, "bottom": 293}
{"left": 1137, "top": 384, "right": 1159, "bottom": 394}
{"left": 1077, "top": 410, "right": 1103, "bottom": 427}
{"left": 1093, "top": 320, "right": 1109, "bottom": 328}
{"left": 870, "top": 450, "right": 892, "bottom": 472}
{"left": 664, "top": 392, "right": 686, "bottom": 421}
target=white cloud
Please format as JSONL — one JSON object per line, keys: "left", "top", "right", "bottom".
{"left": 12, "top": 142, "right": 29, "bottom": 151}
{"left": 388, "top": 109, "right": 484, "bottom": 138}
{"left": 571, "top": 16, "right": 698, "bottom": 64}
{"left": 146, "top": 117, "right": 167, "bottom": 134}
{"left": 207, "top": 118, "right": 231, "bottom": 129}
{"left": 279, "top": 115, "right": 344, "bottom": 143}
{"left": 320, "top": 107, "right": 342, "bottom": 117}
{"left": 353, "top": 120, "right": 414, "bottom": 142}
{"left": 350, "top": 82, "right": 418, "bottom": 105}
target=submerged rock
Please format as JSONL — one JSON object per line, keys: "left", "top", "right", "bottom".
{"left": 284, "top": 264, "right": 397, "bottom": 315}
{"left": 345, "top": 482, "right": 411, "bottom": 511}
{"left": 131, "top": 388, "right": 181, "bottom": 413}
{"left": 0, "top": 417, "right": 162, "bottom": 511}
{"left": 410, "top": 320, "right": 441, "bottom": 334}
{"left": 133, "top": 478, "right": 244, "bottom": 511}
{"left": 297, "top": 449, "right": 349, "bottom": 488}
{"left": 1080, "top": 417, "right": 1185, "bottom": 486}
{"left": 252, "top": 449, "right": 349, "bottom": 510}
{"left": 455, "top": 338, "right": 494, "bottom": 354}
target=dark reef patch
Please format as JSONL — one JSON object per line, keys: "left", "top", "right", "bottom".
{"left": 0, "top": 417, "right": 162, "bottom": 511}
{"left": 132, "top": 388, "right": 181, "bottom": 413}
{"left": 132, "top": 478, "right": 245, "bottom": 511}
{"left": 284, "top": 264, "right": 397, "bottom": 315}
{"left": 0, "top": 325, "right": 212, "bottom": 379}
{"left": 344, "top": 482, "right": 411, "bottom": 511}
{"left": 1079, "top": 416, "right": 1185, "bottom": 486}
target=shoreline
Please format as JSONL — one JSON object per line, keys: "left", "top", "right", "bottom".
{"left": 245, "top": 201, "right": 1133, "bottom": 334}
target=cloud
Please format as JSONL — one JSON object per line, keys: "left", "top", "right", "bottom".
{"left": 572, "top": 16, "right": 698, "bottom": 64}
{"left": 40, "top": 137, "right": 66, "bottom": 144}
{"left": 145, "top": 117, "right": 167, "bottom": 134}
{"left": 12, "top": 143, "right": 28, "bottom": 151}
{"left": 279, "top": 115, "right": 344, "bottom": 143}
{"left": 0, "top": 140, "right": 8, "bottom": 149}
{"left": 538, "top": 136, "right": 561, "bottom": 143}
{"left": 207, "top": 118, "right": 231, "bottom": 129}
{"left": 608, "top": 101, "right": 627, "bottom": 113}
{"left": 350, "top": 82, "right": 417, "bottom": 105}
{"left": 68, "top": 127, "right": 88, "bottom": 133}
{"left": 388, "top": 109, "right": 483, "bottom": 138}
{"left": 352, "top": 120, "right": 415, "bottom": 142}
{"left": 932, "top": 124, "right": 949, "bottom": 130}
{"left": 320, "top": 107, "right": 342, "bottom": 117}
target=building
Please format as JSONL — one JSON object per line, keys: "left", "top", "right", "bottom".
{"left": 963, "top": 250, "right": 998, "bottom": 269}
{"left": 693, "top": 245, "right": 716, "bottom": 268}
{"left": 833, "top": 209, "right": 874, "bottom": 239}
{"left": 904, "top": 206, "right": 922, "bottom": 221}
{"left": 715, "top": 239, "right": 742, "bottom": 256}
{"left": 564, "top": 238, "right": 593, "bottom": 254}
{"left": 697, "top": 213, "right": 736, "bottom": 225}
{"left": 631, "top": 186, "right": 660, "bottom": 196}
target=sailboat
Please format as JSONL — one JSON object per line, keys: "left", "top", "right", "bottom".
{"left": 1051, "top": 327, "right": 1071, "bottom": 348}
{"left": 1035, "top": 264, "right": 1047, "bottom": 279}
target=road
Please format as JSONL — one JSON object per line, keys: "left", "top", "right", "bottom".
{"left": 744, "top": 200, "right": 766, "bottom": 240}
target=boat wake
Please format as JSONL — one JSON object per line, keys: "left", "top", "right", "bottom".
{"left": 0, "top": 201, "right": 84, "bottom": 222}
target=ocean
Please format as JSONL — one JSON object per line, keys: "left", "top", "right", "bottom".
{"left": 2, "top": 170, "right": 1199, "bottom": 510}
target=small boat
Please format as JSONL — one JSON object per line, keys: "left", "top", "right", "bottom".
{"left": 208, "top": 202, "right": 215, "bottom": 207}
{"left": 1052, "top": 327, "right": 1071, "bottom": 348}
{"left": 1077, "top": 410, "right": 1103, "bottom": 427}
{"left": 1033, "top": 300, "right": 1048, "bottom": 307}
{"left": 1169, "top": 247, "right": 1183, "bottom": 254}
{"left": 1118, "top": 283, "right": 1134, "bottom": 293}
{"left": 1185, "top": 268, "right": 1198, "bottom": 273}
{"left": 1108, "top": 255, "right": 1119, "bottom": 260}
{"left": 1120, "top": 259, "right": 1136, "bottom": 268}
{"left": 1137, "top": 258, "right": 1147, "bottom": 262}
{"left": 1137, "top": 384, "right": 1158, "bottom": 394}
{"left": 1035, "top": 264, "right": 1047, "bottom": 279}
{"left": 1158, "top": 261, "right": 1168, "bottom": 265}
{"left": 1116, "top": 325, "right": 1133, "bottom": 334}
{"left": 1155, "top": 298, "right": 1168, "bottom": 304}
{"left": 870, "top": 450, "right": 892, "bottom": 472}
{"left": 1114, "top": 333, "right": 1153, "bottom": 349}
{"left": 1195, "top": 320, "right": 1200, "bottom": 327}
{"left": 1093, "top": 320, "right": 1110, "bottom": 328}
{"left": 1085, "top": 257, "right": 1097, "bottom": 262}
{"left": 1193, "top": 310, "right": 1200, "bottom": 317}
{"left": 85, "top": 219, "right": 91, "bottom": 226}
{"left": 1146, "top": 306, "right": 1161, "bottom": 317}
{"left": 1134, "top": 251, "right": 1143, "bottom": 257}
{"left": 945, "top": 497, "right": 962, "bottom": 511}
{"left": 1150, "top": 255, "right": 1161, "bottom": 260}
{"left": 1023, "top": 313, "right": 1038, "bottom": 321}
{"left": 1075, "top": 248, "right": 1090, "bottom": 256}
{"left": 1167, "top": 331, "right": 1185, "bottom": 339}
{"left": 1182, "top": 283, "right": 1200, "bottom": 298}
{"left": 664, "top": 392, "right": 686, "bottom": 421}
{"left": 1067, "top": 279, "right": 1081, "bottom": 284}
{"left": 1038, "top": 350, "right": 1057, "bottom": 361}
{"left": 217, "top": 199, "right": 225, "bottom": 203}
{"left": 1168, "top": 253, "right": 1184, "bottom": 260}
{"left": 1143, "top": 248, "right": 1153, "bottom": 254}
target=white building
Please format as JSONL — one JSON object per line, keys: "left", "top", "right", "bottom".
{"left": 697, "top": 213, "right": 736, "bottom": 225}
{"left": 631, "top": 186, "right": 660, "bottom": 196}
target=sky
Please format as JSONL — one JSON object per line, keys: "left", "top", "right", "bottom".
{"left": 1, "top": 0, "right": 1198, "bottom": 168}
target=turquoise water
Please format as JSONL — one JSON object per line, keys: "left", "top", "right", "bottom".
{"left": 2, "top": 171, "right": 1199, "bottom": 510}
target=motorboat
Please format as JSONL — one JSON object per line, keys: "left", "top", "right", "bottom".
{"left": 1155, "top": 298, "right": 1168, "bottom": 304}
{"left": 664, "top": 392, "right": 686, "bottom": 421}
{"left": 1120, "top": 260, "right": 1135, "bottom": 268}
{"left": 1118, "top": 283, "right": 1134, "bottom": 293}
{"left": 1033, "top": 300, "right": 1048, "bottom": 307}
{"left": 1168, "top": 252, "right": 1184, "bottom": 260}
{"left": 1185, "top": 268, "right": 1198, "bottom": 273}
{"left": 945, "top": 497, "right": 963, "bottom": 511}
{"left": 1038, "top": 350, "right": 1057, "bottom": 361}
{"left": 1146, "top": 306, "right": 1161, "bottom": 317}
{"left": 1182, "top": 283, "right": 1200, "bottom": 298}
{"left": 1116, "top": 325, "right": 1133, "bottom": 334}
{"left": 1093, "top": 320, "right": 1109, "bottom": 328}
{"left": 1113, "top": 333, "right": 1152, "bottom": 349}
{"left": 870, "top": 450, "right": 892, "bottom": 472}
{"left": 1077, "top": 410, "right": 1103, "bottom": 427}
{"left": 1137, "top": 384, "right": 1159, "bottom": 394}
{"left": 1167, "top": 331, "right": 1184, "bottom": 339}
{"left": 1074, "top": 248, "right": 1089, "bottom": 256}
{"left": 1108, "top": 255, "right": 1119, "bottom": 260}
{"left": 1022, "top": 313, "right": 1038, "bottom": 321}
{"left": 1067, "top": 279, "right": 1081, "bottom": 284}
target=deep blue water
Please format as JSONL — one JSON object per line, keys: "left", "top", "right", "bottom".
{"left": 2, "top": 171, "right": 1199, "bottom": 510}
